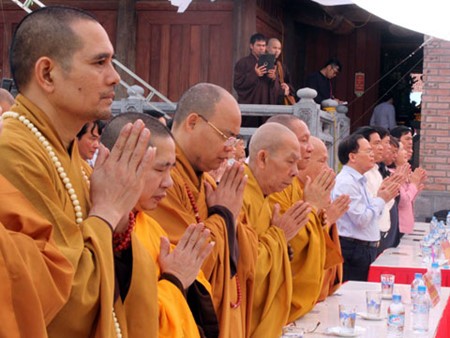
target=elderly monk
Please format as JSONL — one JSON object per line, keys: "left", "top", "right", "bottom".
{"left": 297, "top": 136, "right": 350, "bottom": 301}
{"left": 149, "top": 83, "right": 258, "bottom": 338}
{"left": 0, "top": 88, "right": 15, "bottom": 115}
{"left": 242, "top": 122, "right": 311, "bottom": 337}
{"left": 0, "top": 7, "right": 160, "bottom": 337}
{"left": 102, "top": 112, "right": 219, "bottom": 338}
{"left": 0, "top": 118, "right": 73, "bottom": 338}
{"left": 267, "top": 115, "right": 344, "bottom": 321}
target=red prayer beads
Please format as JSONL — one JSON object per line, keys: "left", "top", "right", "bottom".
{"left": 113, "top": 211, "right": 136, "bottom": 252}
{"left": 185, "top": 183, "right": 201, "bottom": 223}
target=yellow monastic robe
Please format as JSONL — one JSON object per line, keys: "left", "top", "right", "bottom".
{"left": 241, "top": 165, "right": 292, "bottom": 338}
{"left": 269, "top": 176, "right": 343, "bottom": 321}
{"left": 0, "top": 95, "right": 158, "bottom": 337}
{"left": 0, "top": 175, "right": 73, "bottom": 338}
{"left": 149, "top": 145, "right": 258, "bottom": 338}
{"left": 135, "top": 211, "right": 214, "bottom": 338}
{"left": 317, "top": 222, "right": 343, "bottom": 301}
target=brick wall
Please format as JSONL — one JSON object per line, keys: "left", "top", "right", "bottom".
{"left": 415, "top": 37, "right": 450, "bottom": 220}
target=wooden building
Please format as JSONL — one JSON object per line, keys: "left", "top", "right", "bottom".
{"left": 0, "top": 0, "right": 423, "bottom": 131}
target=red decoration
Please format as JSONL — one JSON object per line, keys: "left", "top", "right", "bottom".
{"left": 113, "top": 211, "right": 136, "bottom": 252}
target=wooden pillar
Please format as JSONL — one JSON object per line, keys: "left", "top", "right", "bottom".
{"left": 232, "top": 0, "right": 257, "bottom": 68}
{"left": 115, "top": 0, "right": 137, "bottom": 99}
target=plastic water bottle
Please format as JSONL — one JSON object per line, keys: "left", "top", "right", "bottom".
{"left": 429, "top": 262, "right": 442, "bottom": 295}
{"left": 387, "top": 294, "right": 405, "bottom": 337}
{"left": 420, "top": 236, "right": 433, "bottom": 265}
{"left": 412, "top": 285, "right": 430, "bottom": 333}
{"left": 446, "top": 211, "right": 450, "bottom": 227}
{"left": 430, "top": 216, "right": 438, "bottom": 232}
{"left": 410, "top": 273, "right": 424, "bottom": 301}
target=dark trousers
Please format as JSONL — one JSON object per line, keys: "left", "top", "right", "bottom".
{"left": 340, "top": 237, "right": 378, "bottom": 282}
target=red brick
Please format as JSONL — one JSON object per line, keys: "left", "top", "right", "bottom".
{"left": 425, "top": 170, "right": 446, "bottom": 177}
{"left": 435, "top": 137, "right": 450, "bottom": 142}
{"left": 424, "top": 76, "right": 450, "bottom": 83}
{"left": 424, "top": 156, "right": 448, "bottom": 163}
{"left": 427, "top": 130, "right": 450, "bottom": 136}
{"left": 425, "top": 184, "right": 445, "bottom": 191}
{"left": 435, "top": 178, "right": 450, "bottom": 184}
{"left": 425, "top": 116, "right": 448, "bottom": 123}
{"left": 423, "top": 143, "right": 448, "bottom": 150}
{"left": 436, "top": 150, "right": 450, "bottom": 156}
{"left": 427, "top": 89, "right": 450, "bottom": 96}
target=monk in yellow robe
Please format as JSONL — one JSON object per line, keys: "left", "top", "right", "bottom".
{"left": 102, "top": 112, "right": 219, "bottom": 338}
{"left": 296, "top": 136, "right": 350, "bottom": 301}
{"left": 149, "top": 83, "right": 258, "bottom": 338}
{"left": 0, "top": 117, "right": 72, "bottom": 338}
{"left": 267, "top": 115, "right": 344, "bottom": 321}
{"left": 242, "top": 122, "right": 311, "bottom": 337}
{"left": 0, "top": 7, "right": 159, "bottom": 337}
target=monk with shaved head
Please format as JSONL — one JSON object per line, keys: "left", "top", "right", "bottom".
{"left": 267, "top": 114, "right": 345, "bottom": 320}
{"left": 297, "top": 136, "right": 350, "bottom": 301}
{"left": 242, "top": 122, "right": 311, "bottom": 337}
{"left": 0, "top": 89, "right": 14, "bottom": 115}
{"left": 149, "top": 82, "right": 258, "bottom": 338}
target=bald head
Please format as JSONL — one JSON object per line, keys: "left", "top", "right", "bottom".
{"left": 310, "top": 136, "right": 327, "bottom": 155}
{"left": 0, "top": 89, "right": 15, "bottom": 115}
{"left": 102, "top": 112, "right": 172, "bottom": 151}
{"left": 298, "top": 136, "right": 330, "bottom": 182}
{"left": 266, "top": 114, "right": 312, "bottom": 169}
{"left": 10, "top": 6, "right": 98, "bottom": 91}
{"left": 173, "top": 82, "right": 230, "bottom": 127}
{"left": 267, "top": 38, "right": 282, "bottom": 59}
{"left": 170, "top": 83, "right": 241, "bottom": 174}
{"left": 266, "top": 114, "right": 301, "bottom": 130}
{"left": 249, "top": 122, "right": 300, "bottom": 195}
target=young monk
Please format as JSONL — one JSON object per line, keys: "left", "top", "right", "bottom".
{"left": 101, "top": 112, "right": 219, "bottom": 338}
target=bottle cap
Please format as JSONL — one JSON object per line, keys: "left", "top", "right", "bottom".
{"left": 392, "top": 294, "right": 401, "bottom": 302}
{"left": 418, "top": 285, "right": 427, "bottom": 293}
{"left": 414, "top": 272, "right": 423, "bottom": 279}
{"left": 432, "top": 262, "right": 439, "bottom": 268}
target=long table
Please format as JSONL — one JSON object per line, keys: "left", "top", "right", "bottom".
{"left": 368, "top": 222, "right": 450, "bottom": 285}
{"left": 289, "top": 281, "right": 450, "bottom": 337}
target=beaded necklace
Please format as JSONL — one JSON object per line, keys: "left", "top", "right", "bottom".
{"left": 2, "top": 112, "right": 123, "bottom": 337}
{"left": 184, "top": 182, "right": 241, "bottom": 308}
{"left": 2, "top": 112, "right": 84, "bottom": 224}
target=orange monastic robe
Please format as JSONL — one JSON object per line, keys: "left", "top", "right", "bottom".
{"left": 0, "top": 175, "right": 73, "bottom": 338}
{"left": 135, "top": 211, "right": 215, "bottom": 338}
{"left": 0, "top": 95, "right": 157, "bottom": 337}
{"left": 149, "top": 145, "right": 258, "bottom": 338}
{"left": 241, "top": 165, "right": 293, "bottom": 337}
{"left": 317, "top": 222, "right": 343, "bottom": 301}
{"left": 269, "top": 176, "right": 343, "bottom": 322}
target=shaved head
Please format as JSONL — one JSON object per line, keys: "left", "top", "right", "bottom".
{"left": 249, "top": 123, "right": 292, "bottom": 161}
{"left": 10, "top": 6, "right": 97, "bottom": 92}
{"left": 173, "top": 82, "right": 229, "bottom": 126}
{"left": 266, "top": 114, "right": 299, "bottom": 129}
{"left": 266, "top": 114, "right": 312, "bottom": 169}
{"left": 249, "top": 122, "right": 300, "bottom": 195}
{"left": 267, "top": 38, "right": 282, "bottom": 59}
{"left": 298, "top": 136, "right": 329, "bottom": 182}
{"left": 102, "top": 112, "right": 172, "bottom": 150}
{"left": 310, "top": 136, "right": 327, "bottom": 155}
{"left": 0, "top": 89, "right": 15, "bottom": 115}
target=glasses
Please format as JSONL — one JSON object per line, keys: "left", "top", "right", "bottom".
{"left": 198, "top": 115, "right": 238, "bottom": 147}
